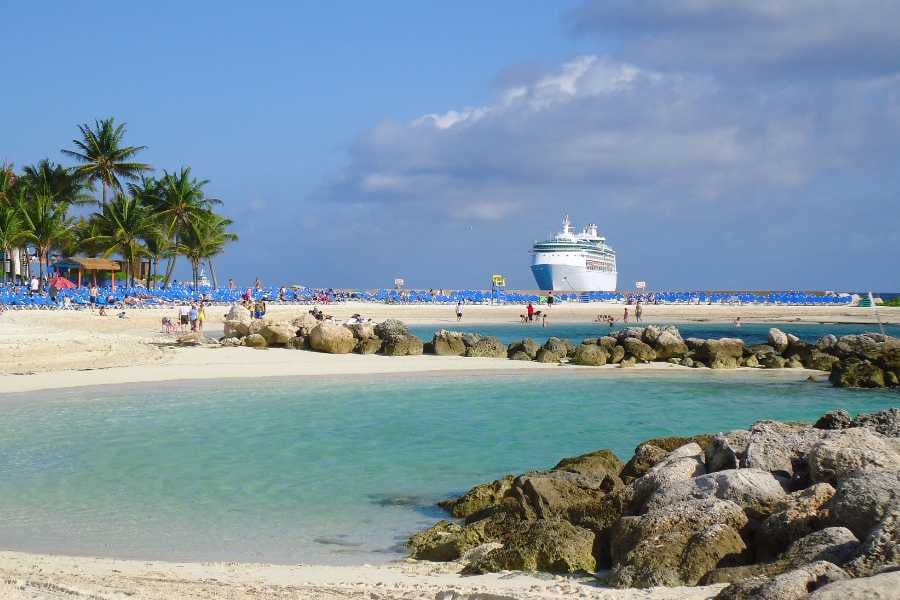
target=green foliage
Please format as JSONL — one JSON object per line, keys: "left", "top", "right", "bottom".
{"left": 881, "top": 297, "right": 900, "bottom": 307}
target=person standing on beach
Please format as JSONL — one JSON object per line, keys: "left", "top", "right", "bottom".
{"left": 635, "top": 302, "right": 643, "bottom": 323}
{"left": 89, "top": 285, "right": 99, "bottom": 310}
{"left": 623, "top": 306, "right": 629, "bottom": 323}
{"left": 29, "top": 275, "right": 39, "bottom": 296}
{"left": 456, "top": 301, "right": 463, "bottom": 322}
{"left": 178, "top": 303, "right": 190, "bottom": 333}
{"left": 527, "top": 302, "right": 535, "bottom": 323}
{"left": 547, "top": 291, "right": 554, "bottom": 310}
{"left": 197, "top": 302, "right": 206, "bottom": 332}
{"left": 189, "top": 302, "right": 199, "bottom": 332}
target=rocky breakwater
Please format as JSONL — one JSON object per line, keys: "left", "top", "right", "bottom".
{"left": 408, "top": 407, "right": 900, "bottom": 598}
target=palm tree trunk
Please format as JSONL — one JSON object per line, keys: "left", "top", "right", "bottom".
{"left": 207, "top": 258, "right": 219, "bottom": 290}
{"left": 162, "top": 255, "right": 176, "bottom": 287}
{"left": 38, "top": 250, "right": 45, "bottom": 285}
{"left": 101, "top": 182, "right": 106, "bottom": 208}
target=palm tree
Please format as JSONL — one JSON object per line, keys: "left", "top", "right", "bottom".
{"left": 62, "top": 118, "right": 151, "bottom": 206}
{"left": 85, "top": 194, "right": 156, "bottom": 286}
{"left": 0, "top": 204, "right": 26, "bottom": 283}
{"left": 17, "top": 194, "right": 74, "bottom": 283}
{"left": 0, "top": 162, "right": 17, "bottom": 207}
{"left": 141, "top": 225, "right": 173, "bottom": 289}
{"left": 20, "top": 160, "right": 92, "bottom": 206}
{"left": 154, "top": 167, "right": 220, "bottom": 287}
{"left": 178, "top": 212, "right": 237, "bottom": 289}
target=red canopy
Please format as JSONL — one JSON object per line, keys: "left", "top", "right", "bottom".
{"left": 48, "top": 276, "right": 77, "bottom": 289}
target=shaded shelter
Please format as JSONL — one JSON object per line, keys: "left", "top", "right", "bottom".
{"left": 56, "top": 257, "right": 122, "bottom": 290}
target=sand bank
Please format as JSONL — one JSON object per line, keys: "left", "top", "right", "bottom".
{"left": 0, "top": 551, "right": 722, "bottom": 600}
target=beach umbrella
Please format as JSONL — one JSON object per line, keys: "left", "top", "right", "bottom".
{"left": 48, "top": 276, "right": 76, "bottom": 289}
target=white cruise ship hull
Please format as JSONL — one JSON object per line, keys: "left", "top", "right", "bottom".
{"left": 531, "top": 260, "right": 617, "bottom": 291}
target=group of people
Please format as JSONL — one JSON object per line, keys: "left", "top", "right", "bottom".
{"left": 162, "top": 301, "right": 207, "bottom": 334}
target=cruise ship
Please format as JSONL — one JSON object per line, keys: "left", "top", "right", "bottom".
{"left": 530, "top": 216, "right": 618, "bottom": 291}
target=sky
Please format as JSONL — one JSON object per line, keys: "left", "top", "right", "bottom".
{"left": 2, "top": 1, "right": 899, "bottom": 291}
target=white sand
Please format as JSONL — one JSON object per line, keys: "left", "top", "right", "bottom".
{"left": 0, "top": 551, "right": 724, "bottom": 600}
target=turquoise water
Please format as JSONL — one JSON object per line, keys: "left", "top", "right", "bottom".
{"left": 409, "top": 322, "right": 900, "bottom": 346}
{"left": 0, "top": 373, "right": 896, "bottom": 565}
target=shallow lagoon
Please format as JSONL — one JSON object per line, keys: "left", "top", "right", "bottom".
{"left": 0, "top": 372, "right": 896, "bottom": 564}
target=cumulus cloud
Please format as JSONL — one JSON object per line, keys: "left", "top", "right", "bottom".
{"left": 566, "top": 0, "right": 900, "bottom": 77}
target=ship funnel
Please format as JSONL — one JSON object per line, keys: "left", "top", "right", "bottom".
{"left": 586, "top": 224, "right": 598, "bottom": 237}
{"left": 562, "top": 215, "right": 572, "bottom": 234}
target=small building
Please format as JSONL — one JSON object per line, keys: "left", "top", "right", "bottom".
{"left": 55, "top": 257, "right": 122, "bottom": 290}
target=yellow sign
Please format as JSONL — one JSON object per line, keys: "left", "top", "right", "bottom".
{"left": 491, "top": 274, "right": 506, "bottom": 286}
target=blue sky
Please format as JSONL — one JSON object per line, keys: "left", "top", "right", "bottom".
{"left": 3, "top": 1, "right": 899, "bottom": 291}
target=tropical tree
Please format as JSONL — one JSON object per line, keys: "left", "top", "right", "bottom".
{"left": 0, "top": 204, "right": 26, "bottom": 283}
{"left": 0, "top": 162, "right": 16, "bottom": 206}
{"left": 178, "top": 212, "right": 237, "bottom": 289}
{"left": 85, "top": 194, "right": 156, "bottom": 286}
{"left": 62, "top": 118, "right": 151, "bottom": 206}
{"left": 154, "top": 167, "right": 220, "bottom": 286}
{"left": 17, "top": 194, "right": 74, "bottom": 283}
{"left": 20, "top": 159, "right": 92, "bottom": 205}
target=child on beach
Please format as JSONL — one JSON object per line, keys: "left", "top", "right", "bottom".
{"left": 197, "top": 303, "right": 206, "bottom": 332}
{"left": 455, "top": 301, "right": 463, "bottom": 322}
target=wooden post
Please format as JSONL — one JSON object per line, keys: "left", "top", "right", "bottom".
{"left": 92, "top": 271, "right": 97, "bottom": 287}
{"left": 111, "top": 270, "right": 116, "bottom": 291}
{"left": 77, "top": 269, "right": 82, "bottom": 287}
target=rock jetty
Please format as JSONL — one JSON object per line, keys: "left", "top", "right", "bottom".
{"left": 210, "top": 311, "right": 899, "bottom": 390}
{"left": 409, "top": 407, "right": 900, "bottom": 598}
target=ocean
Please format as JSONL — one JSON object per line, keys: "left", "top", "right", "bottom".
{"left": 0, "top": 371, "right": 896, "bottom": 565}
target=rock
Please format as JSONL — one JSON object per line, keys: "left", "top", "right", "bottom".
{"left": 542, "top": 337, "right": 573, "bottom": 357}
{"left": 572, "top": 343, "right": 608, "bottom": 366}
{"left": 785, "top": 356, "right": 805, "bottom": 369}
{"left": 653, "top": 331, "right": 689, "bottom": 360}
{"left": 374, "top": 319, "right": 410, "bottom": 342}
{"left": 290, "top": 313, "right": 320, "bottom": 335}
{"left": 814, "top": 410, "right": 853, "bottom": 430}
{"left": 816, "top": 334, "right": 838, "bottom": 351}
{"left": 769, "top": 328, "right": 790, "bottom": 353}
{"left": 762, "top": 355, "right": 788, "bottom": 369}
{"left": 242, "top": 333, "right": 267, "bottom": 348}
{"left": 382, "top": 334, "right": 424, "bottom": 356}
{"left": 617, "top": 327, "right": 645, "bottom": 342}
{"left": 808, "top": 570, "right": 900, "bottom": 600}
{"left": 309, "top": 323, "right": 356, "bottom": 354}
{"left": 743, "top": 355, "right": 760, "bottom": 368}
{"left": 750, "top": 344, "right": 778, "bottom": 359}
{"left": 641, "top": 325, "right": 661, "bottom": 345}
{"left": 808, "top": 428, "right": 900, "bottom": 483}
{"left": 622, "top": 338, "right": 657, "bottom": 362}
{"left": 219, "top": 336, "right": 242, "bottom": 347}
{"left": 354, "top": 336, "right": 382, "bottom": 354}
{"left": 285, "top": 335, "right": 308, "bottom": 350}
{"left": 781, "top": 527, "right": 859, "bottom": 566}
{"left": 464, "top": 519, "right": 596, "bottom": 574}
{"left": 644, "top": 468, "right": 787, "bottom": 518}
{"left": 618, "top": 356, "right": 637, "bottom": 368}
{"left": 609, "top": 345, "right": 626, "bottom": 364}
{"left": 843, "top": 507, "right": 900, "bottom": 577}
{"left": 508, "top": 350, "right": 532, "bottom": 361}
{"left": 620, "top": 443, "right": 670, "bottom": 484}
{"left": 683, "top": 356, "right": 695, "bottom": 367}
{"left": 553, "top": 448, "right": 624, "bottom": 479}
{"left": 259, "top": 321, "right": 296, "bottom": 346}
{"left": 507, "top": 338, "right": 539, "bottom": 360}
{"left": 345, "top": 322, "right": 375, "bottom": 341}
{"left": 716, "top": 561, "right": 848, "bottom": 600}
{"left": 223, "top": 304, "right": 252, "bottom": 337}
{"left": 805, "top": 349, "right": 841, "bottom": 372}
{"left": 830, "top": 469, "right": 900, "bottom": 539}
{"left": 701, "top": 338, "right": 745, "bottom": 369}
{"left": 706, "top": 431, "right": 750, "bottom": 472}
{"left": 742, "top": 420, "right": 825, "bottom": 482}
{"left": 431, "top": 330, "right": 466, "bottom": 356}
{"left": 755, "top": 483, "right": 836, "bottom": 561}
{"left": 703, "top": 561, "right": 793, "bottom": 585}
{"left": 534, "top": 348, "right": 559, "bottom": 363}
{"left": 632, "top": 443, "right": 706, "bottom": 508}
{"left": 598, "top": 336, "right": 618, "bottom": 351}
{"left": 465, "top": 336, "right": 507, "bottom": 358}
{"left": 853, "top": 408, "right": 900, "bottom": 437}
{"left": 610, "top": 498, "right": 748, "bottom": 588}
{"left": 407, "top": 520, "right": 489, "bottom": 561}
{"left": 504, "top": 469, "right": 624, "bottom": 528}
{"left": 176, "top": 331, "right": 209, "bottom": 346}
{"left": 834, "top": 334, "right": 883, "bottom": 361}
{"left": 439, "top": 476, "right": 515, "bottom": 519}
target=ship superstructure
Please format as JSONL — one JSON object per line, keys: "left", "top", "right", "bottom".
{"left": 530, "top": 216, "right": 617, "bottom": 291}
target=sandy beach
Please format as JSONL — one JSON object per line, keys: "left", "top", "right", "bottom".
{"left": 1, "top": 302, "right": 894, "bottom": 393}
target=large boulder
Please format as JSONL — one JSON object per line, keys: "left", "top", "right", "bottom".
{"left": 804, "top": 349, "right": 841, "bottom": 372}
{"left": 814, "top": 410, "right": 853, "bottom": 430}
{"left": 834, "top": 334, "right": 884, "bottom": 361}
{"left": 610, "top": 498, "right": 748, "bottom": 588}
{"left": 769, "top": 328, "right": 790, "bottom": 353}
{"left": 223, "top": 303, "right": 252, "bottom": 337}
{"left": 622, "top": 338, "right": 657, "bottom": 362}
{"left": 653, "top": 331, "right": 689, "bottom": 360}
{"left": 706, "top": 431, "right": 750, "bottom": 473}
{"left": 553, "top": 448, "right": 624, "bottom": 479}
{"left": 644, "top": 468, "right": 787, "bottom": 518}
{"left": 438, "top": 475, "right": 515, "bottom": 519}
{"left": 808, "top": 428, "right": 900, "bottom": 483}
{"left": 808, "top": 570, "right": 900, "bottom": 600}
{"left": 853, "top": 408, "right": 900, "bottom": 437}
{"left": 829, "top": 469, "right": 900, "bottom": 539}
{"left": 464, "top": 519, "right": 596, "bottom": 574}
{"left": 701, "top": 338, "right": 746, "bottom": 369}
{"left": 507, "top": 338, "right": 539, "bottom": 360}
{"left": 259, "top": 321, "right": 296, "bottom": 346}
{"left": 572, "top": 343, "right": 608, "bottom": 366}
{"left": 354, "top": 336, "right": 382, "bottom": 354}
{"left": 504, "top": 468, "right": 624, "bottom": 529}
{"left": 431, "top": 330, "right": 466, "bottom": 356}
{"left": 742, "top": 420, "right": 825, "bottom": 483}
{"left": 620, "top": 443, "right": 669, "bottom": 484}
{"left": 534, "top": 348, "right": 559, "bottom": 363}
{"left": 290, "top": 312, "right": 320, "bottom": 335}
{"left": 465, "top": 336, "right": 507, "bottom": 358}
{"left": 843, "top": 507, "right": 900, "bottom": 577}
{"left": 345, "top": 322, "right": 375, "bottom": 342}
{"left": 755, "top": 483, "right": 836, "bottom": 561}
{"left": 407, "top": 520, "right": 489, "bottom": 561}
{"left": 382, "top": 334, "right": 424, "bottom": 356}
{"left": 242, "top": 333, "right": 267, "bottom": 348}
{"left": 374, "top": 319, "right": 410, "bottom": 342}
{"left": 830, "top": 358, "right": 886, "bottom": 388}
{"left": 632, "top": 442, "right": 706, "bottom": 508}
{"left": 309, "top": 323, "right": 356, "bottom": 354}
{"left": 716, "top": 561, "right": 848, "bottom": 600}
{"left": 542, "top": 337, "right": 573, "bottom": 357}
{"left": 781, "top": 527, "right": 859, "bottom": 566}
